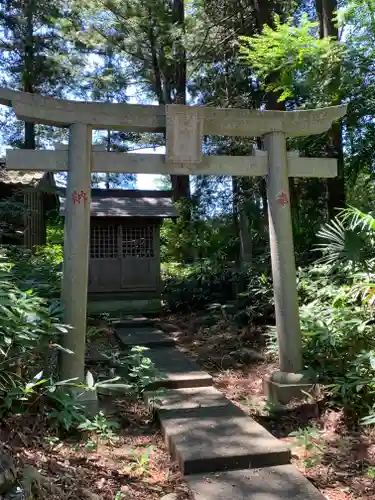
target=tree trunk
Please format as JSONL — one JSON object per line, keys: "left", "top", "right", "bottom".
{"left": 148, "top": 7, "right": 164, "bottom": 104}
{"left": 232, "top": 177, "right": 252, "bottom": 265}
{"left": 24, "top": 0, "right": 36, "bottom": 150}
{"left": 106, "top": 130, "right": 111, "bottom": 189}
{"left": 316, "top": 0, "right": 345, "bottom": 217}
{"left": 170, "top": 0, "right": 190, "bottom": 202}
{"left": 238, "top": 200, "right": 252, "bottom": 265}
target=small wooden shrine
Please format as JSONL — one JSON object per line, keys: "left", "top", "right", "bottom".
{"left": 60, "top": 189, "right": 177, "bottom": 298}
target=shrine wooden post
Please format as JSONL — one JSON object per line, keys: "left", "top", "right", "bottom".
{"left": 0, "top": 88, "right": 346, "bottom": 403}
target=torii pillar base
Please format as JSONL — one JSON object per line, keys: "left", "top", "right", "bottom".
{"left": 263, "top": 372, "right": 319, "bottom": 406}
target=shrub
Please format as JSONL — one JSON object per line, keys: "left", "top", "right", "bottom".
{"left": 162, "top": 262, "right": 241, "bottom": 311}
{"left": 162, "top": 260, "right": 274, "bottom": 323}
{"left": 6, "top": 245, "right": 62, "bottom": 298}
{"left": 265, "top": 258, "right": 375, "bottom": 420}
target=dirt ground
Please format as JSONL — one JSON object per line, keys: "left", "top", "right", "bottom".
{"left": 0, "top": 398, "right": 192, "bottom": 500}
{"left": 2, "top": 312, "right": 374, "bottom": 500}
{"left": 164, "top": 311, "right": 375, "bottom": 500}
{"left": 0, "top": 322, "right": 192, "bottom": 500}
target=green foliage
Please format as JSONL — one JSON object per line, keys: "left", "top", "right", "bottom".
{"left": 115, "top": 492, "right": 126, "bottom": 500}
{"left": 0, "top": 255, "right": 87, "bottom": 433}
{"left": 239, "top": 14, "right": 342, "bottom": 104}
{"left": 0, "top": 274, "right": 70, "bottom": 393}
{"left": 285, "top": 206, "right": 375, "bottom": 421}
{"left": 83, "top": 369, "right": 133, "bottom": 395}
{"left": 7, "top": 245, "right": 63, "bottom": 298}
{"left": 47, "top": 391, "right": 87, "bottom": 431}
{"left": 105, "top": 346, "right": 163, "bottom": 395}
{"left": 162, "top": 260, "right": 274, "bottom": 324}
{"left": 288, "top": 425, "right": 325, "bottom": 469}
{"left": 367, "top": 466, "right": 375, "bottom": 479}
{"left": 160, "top": 199, "right": 238, "bottom": 264}
{"left": 46, "top": 225, "right": 64, "bottom": 246}
{"left": 78, "top": 411, "right": 120, "bottom": 447}
{"left": 162, "top": 262, "right": 240, "bottom": 311}
{"left": 126, "top": 445, "right": 153, "bottom": 476}
{"left": 124, "top": 347, "right": 161, "bottom": 393}
{"left": 0, "top": 0, "right": 83, "bottom": 148}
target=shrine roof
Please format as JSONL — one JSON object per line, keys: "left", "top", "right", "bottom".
{"left": 0, "top": 163, "right": 47, "bottom": 186}
{"left": 59, "top": 189, "right": 178, "bottom": 218}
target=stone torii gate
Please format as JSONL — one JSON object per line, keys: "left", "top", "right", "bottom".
{"left": 0, "top": 88, "right": 346, "bottom": 402}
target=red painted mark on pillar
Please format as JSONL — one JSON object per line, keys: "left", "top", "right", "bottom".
{"left": 72, "top": 190, "right": 88, "bottom": 205}
{"left": 277, "top": 191, "right": 289, "bottom": 206}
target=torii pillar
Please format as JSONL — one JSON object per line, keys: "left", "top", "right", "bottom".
{"left": 166, "top": 104, "right": 347, "bottom": 404}
{"left": 60, "top": 124, "right": 92, "bottom": 382}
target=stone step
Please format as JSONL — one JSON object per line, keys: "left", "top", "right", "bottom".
{"left": 144, "top": 386, "right": 230, "bottom": 414}
{"left": 186, "top": 465, "right": 326, "bottom": 499}
{"left": 158, "top": 402, "right": 290, "bottom": 475}
{"left": 145, "top": 347, "right": 213, "bottom": 389}
{"left": 113, "top": 316, "right": 154, "bottom": 328}
{"left": 116, "top": 326, "right": 175, "bottom": 348}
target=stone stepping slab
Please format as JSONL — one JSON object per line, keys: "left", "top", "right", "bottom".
{"left": 144, "top": 347, "right": 213, "bottom": 390}
{"left": 186, "top": 465, "right": 326, "bottom": 499}
{"left": 116, "top": 326, "right": 175, "bottom": 348}
{"left": 112, "top": 316, "right": 154, "bottom": 328}
{"left": 158, "top": 402, "right": 290, "bottom": 475}
{"left": 144, "top": 386, "right": 230, "bottom": 413}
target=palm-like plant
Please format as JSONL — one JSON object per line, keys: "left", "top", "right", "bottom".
{"left": 314, "top": 206, "right": 375, "bottom": 271}
{"left": 315, "top": 206, "right": 375, "bottom": 305}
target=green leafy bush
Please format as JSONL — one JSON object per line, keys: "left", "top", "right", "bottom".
{"left": 264, "top": 209, "right": 375, "bottom": 421}
{"left": 162, "top": 262, "right": 242, "bottom": 311}
{"left": 6, "top": 245, "right": 62, "bottom": 298}
{"left": 103, "top": 346, "right": 163, "bottom": 395}
{"left": 0, "top": 275, "right": 70, "bottom": 390}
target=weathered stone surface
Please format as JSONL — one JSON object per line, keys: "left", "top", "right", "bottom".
{"left": 116, "top": 326, "right": 175, "bottom": 348}
{"left": 0, "top": 88, "right": 346, "bottom": 137}
{"left": 87, "top": 298, "right": 162, "bottom": 315}
{"left": 159, "top": 402, "right": 290, "bottom": 475}
{"left": 166, "top": 104, "right": 204, "bottom": 164}
{"left": 271, "top": 371, "right": 312, "bottom": 384}
{"left": 186, "top": 465, "right": 326, "bottom": 500}
{"left": 146, "top": 347, "right": 212, "bottom": 389}
{"left": 60, "top": 123, "right": 92, "bottom": 383}
{"left": 265, "top": 131, "right": 302, "bottom": 374}
{"left": 264, "top": 375, "right": 319, "bottom": 406}
{"left": 113, "top": 317, "right": 154, "bottom": 328}
{"left": 144, "top": 386, "right": 230, "bottom": 413}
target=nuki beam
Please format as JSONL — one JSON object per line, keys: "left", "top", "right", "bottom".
{"left": 5, "top": 149, "right": 338, "bottom": 178}
{"left": 0, "top": 87, "right": 348, "bottom": 391}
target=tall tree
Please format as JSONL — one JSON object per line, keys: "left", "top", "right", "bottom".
{"left": 170, "top": 0, "right": 190, "bottom": 202}
{"left": 316, "top": 0, "right": 345, "bottom": 216}
{"left": 73, "top": 0, "right": 190, "bottom": 201}
{"left": 0, "top": 0, "right": 82, "bottom": 149}
{"left": 87, "top": 45, "right": 136, "bottom": 189}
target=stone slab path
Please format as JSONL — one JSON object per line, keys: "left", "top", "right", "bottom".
{"left": 146, "top": 347, "right": 213, "bottom": 389}
{"left": 116, "top": 326, "right": 176, "bottom": 348}
{"left": 186, "top": 466, "right": 327, "bottom": 500}
{"left": 115, "top": 319, "right": 326, "bottom": 500}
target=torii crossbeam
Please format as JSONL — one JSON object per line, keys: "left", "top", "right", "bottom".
{"left": 0, "top": 87, "right": 347, "bottom": 403}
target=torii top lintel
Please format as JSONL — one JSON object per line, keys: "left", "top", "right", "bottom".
{"left": 0, "top": 87, "right": 347, "bottom": 138}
